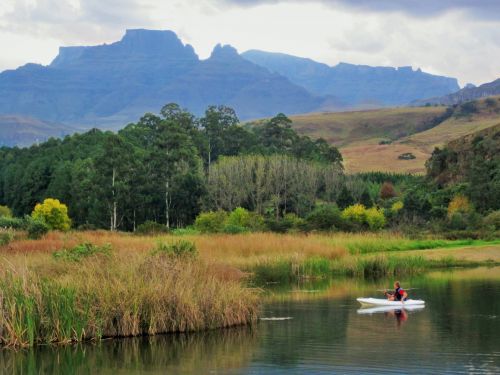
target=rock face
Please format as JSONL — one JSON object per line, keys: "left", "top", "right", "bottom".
{"left": 412, "top": 78, "right": 500, "bottom": 106}
{"left": 242, "top": 50, "right": 460, "bottom": 107}
{"left": 0, "top": 29, "right": 461, "bottom": 130}
{"left": 0, "top": 30, "right": 322, "bottom": 127}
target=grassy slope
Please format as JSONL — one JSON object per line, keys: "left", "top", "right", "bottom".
{"left": 288, "top": 96, "right": 500, "bottom": 173}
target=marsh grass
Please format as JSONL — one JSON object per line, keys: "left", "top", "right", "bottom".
{"left": 0, "top": 244, "right": 258, "bottom": 347}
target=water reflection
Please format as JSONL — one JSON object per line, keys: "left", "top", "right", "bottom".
{"left": 1, "top": 267, "right": 499, "bottom": 374}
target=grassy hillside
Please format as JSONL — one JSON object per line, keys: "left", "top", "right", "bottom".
{"left": 288, "top": 96, "right": 500, "bottom": 174}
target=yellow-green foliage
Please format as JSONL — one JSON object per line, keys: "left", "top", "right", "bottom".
{"left": 447, "top": 195, "right": 472, "bottom": 219}
{"left": 341, "top": 204, "right": 367, "bottom": 224}
{"left": 391, "top": 201, "right": 404, "bottom": 213}
{"left": 194, "top": 211, "right": 228, "bottom": 233}
{"left": 365, "top": 207, "right": 386, "bottom": 230}
{"left": 226, "top": 207, "right": 251, "bottom": 227}
{"left": 32, "top": 198, "right": 71, "bottom": 231}
{"left": 0, "top": 205, "right": 12, "bottom": 218}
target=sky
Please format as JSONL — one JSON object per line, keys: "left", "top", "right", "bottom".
{"left": 0, "top": 0, "right": 499, "bottom": 86}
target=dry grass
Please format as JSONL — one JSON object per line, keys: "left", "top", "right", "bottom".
{"left": 0, "top": 237, "right": 258, "bottom": 347}
{"left": 286, "top": 98, "right": 500, "bottom": 173}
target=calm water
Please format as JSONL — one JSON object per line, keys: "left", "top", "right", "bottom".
{"left": 2, "top": 267, "right": 499, "bottom": 374}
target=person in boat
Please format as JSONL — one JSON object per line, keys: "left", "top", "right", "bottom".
{"left": 384, "top": 281, "right": 408, "bottom": 302}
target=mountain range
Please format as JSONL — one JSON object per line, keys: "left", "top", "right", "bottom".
{"left": 0, "top": 29, "right": 462, "bottom": 132}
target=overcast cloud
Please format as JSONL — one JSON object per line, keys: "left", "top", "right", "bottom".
{"left": 0, "top": 0, "right": 499, "bottom": 86}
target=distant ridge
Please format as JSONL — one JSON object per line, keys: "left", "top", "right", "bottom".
{"left": 242, "top": 50, "right": 459, "bottom": 107}
{"left": 412, "top": 78, "right": 500, "bottom": 106}
{"left": 0, "top": 29, "right": 461, "bottom": 131}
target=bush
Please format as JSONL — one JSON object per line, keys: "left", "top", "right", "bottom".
{"left": 194, "top": 211, "right": 228, "bottom": 233}
{"left": 136, "top": 221, "right": 169, "bottom": 235}
{"left": 0, "top": 216, "right": 24, "bottom": 229}
{"left": 0, "top": 229, "right": 14, "bottom": 246}
{"left": 152, "top": 240, "right": 197, "bottom": 258}
{"left": 226, "top": 207, "right": 250, "bottom": 227}
{"left": 391, "top": 201, "right": 404, "bottom": 213}
{"left": 77, "top": 223, "right": 98, "bottom": 231}
{"left": 447, "top": 195, "right": 472, "bottom": 219}
{"left": 380, "top": 182, "right": 397, "bottom": 200}
{"left": 32, "top": 198, "right": 71, "bottom": 231}
{"left": 365, "top": 207, "right": 386, "bottom": 230}
{"left": 0, "top": 205, "right": 12, "bottom": 218}
{"left": 483, "top": 211, "right": 500, "bottom": 230}
{"left": 305, "top": 204, "right": 342, "bottom": 231}
{"left": 25, "top": 217, "right": 50, "bottom": 239}
{"left": 341, "top": 204, "right": 367, "bottom": 225}
{"left": 53, "top": 243, "right": 112, "bottom": 262}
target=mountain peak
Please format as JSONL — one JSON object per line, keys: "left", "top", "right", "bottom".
{"left": 51, "top": 29, "right": 198, "bottom": 67}
{"left": 209, "top": 44, "right": 240, "bottom": 61}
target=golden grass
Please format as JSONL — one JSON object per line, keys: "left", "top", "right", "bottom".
{"left": 0, "top": 237, "right": 258, "bottom": 347}
{"left": 286, "top": 97, "right": 500, "bottom": 173}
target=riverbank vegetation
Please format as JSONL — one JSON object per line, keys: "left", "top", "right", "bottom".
{"left": 0, "top": 237, "right": 257, "bottom": 347}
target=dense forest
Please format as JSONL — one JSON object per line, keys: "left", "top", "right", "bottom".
{"left": 0, "top": 104, "right": 342, "bottom": 230}
{"left": 0, "top": 103, "right": 498, "bottom": 235}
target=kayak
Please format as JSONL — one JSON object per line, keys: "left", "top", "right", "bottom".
{"left": 357, "top": 305, "right": 425, "bottom": 314}
{"left": 357, "top": 297, "right": 425, "bottom": 307}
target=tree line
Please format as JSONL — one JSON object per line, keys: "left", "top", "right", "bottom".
{"left": 0, "top": 104, "right": 342, "bottom": 231}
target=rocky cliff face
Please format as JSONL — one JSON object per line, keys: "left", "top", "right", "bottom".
{"left": 242, "top": 50, "right": 460, "bottom": 107}
{"left": 0, "top": 30, "right": 322, "bottom": 127}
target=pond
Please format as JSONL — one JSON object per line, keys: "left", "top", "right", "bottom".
{"left": 2, "top": 267, "right": 499, "bottom": 374}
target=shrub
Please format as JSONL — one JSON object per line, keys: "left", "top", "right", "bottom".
{"left": 391, "top": 201, "right": 404, "bottom": 213}
{"left": 0, "top": 228, "right": 14, "bottom": 246}
{"left": 152, "top": 240, "right": 197, "bottom": 258}
{"left": 53, "top": 243, "right": 112, "bottom": 262}
{"left": 0, "top": 216, "right": 24, "bottom": 229}
{"left": 32, "top": 198, "right": 71, "bottom": 231}
{"left": 380, "top": 182, "right": 397, "bottom": 200}
{"left": 341, "top": 204, "right": 367, "bottom": 225}
{"left": 25, "top": 217, "right": 50, "bottom": 240}
{"left": 226, "top": 207, "right": 250, "bottom": 227}
{"left": 77, "top": 223, "right": 98, "bottom": 231}
{"left": 365, "top": 207, "right": 386, "bottom": 230}
{"left": 194, "top": 211, "right": 228, "bottom": 233}
{"left": 483, "top": 211, "right": 500, "bottom": 230}
{"left": 447, "top": 195, "right": 472, "bottom": 219}
{"left": 246, "top": 212, "right": 266, "bottom": 231}
{"left": 136, "top": 221, "right": 169, "bottom": 235}
{"left": 0, "top": 205, "right": 12, "bottom": 218}
{"left": 448, "top": 213, "right": 468, "bottom": 231}
{"left": 305, "top": 204, "right": 342, "bottom": 231}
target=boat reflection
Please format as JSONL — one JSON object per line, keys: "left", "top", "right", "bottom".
{"left": 357, "top": 305, "right": 425, "bottom": 327}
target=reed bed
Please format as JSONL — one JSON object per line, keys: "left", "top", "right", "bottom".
{"left": 0, "top": 244, "right": 258, "bottom": 347}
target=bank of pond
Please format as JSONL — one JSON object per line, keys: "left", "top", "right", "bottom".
{"left": 0, "top": 231, "right": 498, "bottom": 347}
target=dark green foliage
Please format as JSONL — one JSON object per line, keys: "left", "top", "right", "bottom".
{"left": 0, "top": 229, "right": 14, "bottom": 245}
{"left": 0, "top": 216, "right": 24, "bottom": 229}
{"left": 53, "top": 243, "right": 112, "bottom": 262}
{"left": 359, "top": 189, "right": 373, "bottom": 208}
{"left": 136, "top": 221, "right": 169, "bottom": 235}
{"left": 336, "top": 187, "right": 355, "bottom": 210}
{"left": 0, "top": 105, "right": 342, "bottom": 231}
{"left": 305, "top": 204, "right": 342, "bottom": 231}
{"left": 25, "top": 217, "right": 49, "bottom": 240}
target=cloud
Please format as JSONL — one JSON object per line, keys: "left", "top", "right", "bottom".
{"left": 217, "top": 0, "right": 500, "bottom": 20}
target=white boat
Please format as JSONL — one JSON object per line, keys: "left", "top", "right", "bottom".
{"left": 357, "top": 305, "right": 425, "bottom": 314}
{"left": 357, "top": 297, "right": 425, "bottom": 307}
